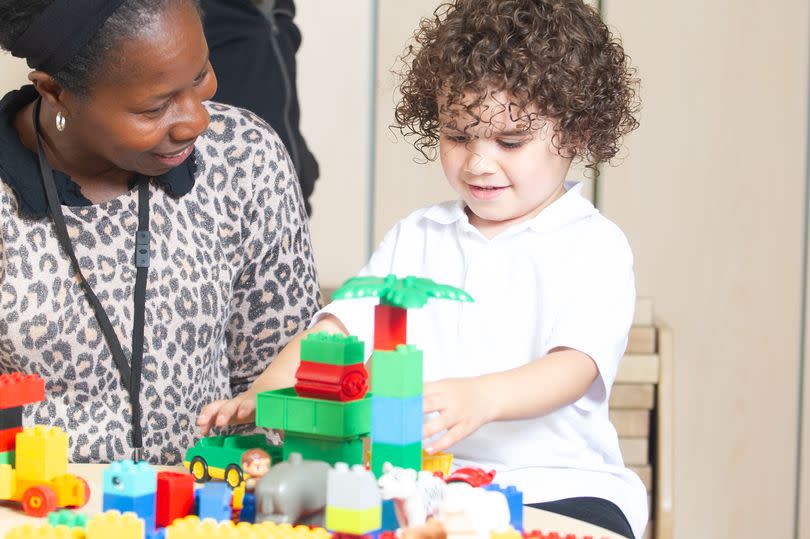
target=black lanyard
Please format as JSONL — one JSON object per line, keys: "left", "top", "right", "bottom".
{"left": 32, "top": 98, "right": 148, "bottom": 461}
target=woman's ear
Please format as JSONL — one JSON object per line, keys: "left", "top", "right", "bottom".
{"left": 28, "top": 70, "right": 67, "bottom": 110}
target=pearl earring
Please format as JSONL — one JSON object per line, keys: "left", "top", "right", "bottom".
{"left": 55, "top": 111, "right": 66, "bottom": 132}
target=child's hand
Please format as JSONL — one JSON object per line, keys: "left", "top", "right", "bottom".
{"left": 196, "top": 390, "right": 257, "bottom": 436}
{"left": 422, "top": 377, "right": 496, "bottom": 454}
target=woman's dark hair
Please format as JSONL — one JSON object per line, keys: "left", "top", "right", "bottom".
{"left": 394, "top": 0, "right": 640, "bottom": 176}
{"left": 0, "top": 0, "right": 201, "bottom": 97}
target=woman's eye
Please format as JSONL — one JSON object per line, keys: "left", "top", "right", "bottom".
{"left": 142, "top": 102, "right": 169, "bottom": 116}
{"left": 193, "top": 69, "right": 209, "bottom": 86}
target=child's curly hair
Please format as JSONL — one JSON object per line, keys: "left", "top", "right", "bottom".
{"left": 394, "top": 0, "right": 640, "bottom": 176}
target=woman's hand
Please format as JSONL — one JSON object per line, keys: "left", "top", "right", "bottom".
{"left": 422, "top": 377, "right": 496, "bottom": 454}
{"left": 196, "top": 390, "right": 258, "bottom": 436}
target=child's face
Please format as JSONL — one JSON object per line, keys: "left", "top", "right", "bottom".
{"left": 438, "top": 91, "right": 573, "bottom": 236}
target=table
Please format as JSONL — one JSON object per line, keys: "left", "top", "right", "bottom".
{"left": 0, "top": 464, "right": 625, "bottom": 538}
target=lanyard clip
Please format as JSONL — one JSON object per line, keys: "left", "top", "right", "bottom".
{"left": 135, "top": 231, "right": 150, "bottom": 268}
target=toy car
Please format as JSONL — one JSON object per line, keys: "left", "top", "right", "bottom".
{"left": 183, "top": 434, "right": 281, "bottom": 488}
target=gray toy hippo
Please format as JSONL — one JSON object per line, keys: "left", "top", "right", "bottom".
{"left": 254, "top": 452, "right": 330, "bottom": 526}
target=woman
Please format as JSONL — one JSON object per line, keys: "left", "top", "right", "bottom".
{"left": 0, "top": 0, "right": 320, "bottom": 464}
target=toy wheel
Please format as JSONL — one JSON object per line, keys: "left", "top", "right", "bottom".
{"left": 21, "top": 485, "right": 57, "bottom": 517}
{"left": 225, "top": 464, "right": 243, "bottom": 488}
{"left": 66, "top": 478, "right": 91, "bottom": 508}
{"left": 190, "top": 456, "right": 210, "bottom": 483}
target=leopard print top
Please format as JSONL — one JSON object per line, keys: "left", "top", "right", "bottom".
{"left": 0, "top": 102, "right": 320, "bottom": 464}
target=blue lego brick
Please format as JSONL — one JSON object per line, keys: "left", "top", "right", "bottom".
{"left": 196, "top": 481, "right": 233, "bottom": 522}
{"left": 103, "top": 459, "right": 157, "bottom": 497}
{"left": 146, "top": 528, "right": 166, "bottom": 539}
{"left": 240, "top": 492, "right": 256, "bottom": 523}
{"left": 103, "top": 492, "right": 156, "bottom": 530}
{"left": 381, "top": 499, "right": 398, "bottom": 531}
{"left": 483, "top": 483, "right": 523, "bottom": 531}
{"left": 371, "top": 395, "right": 422, "bottom": 445}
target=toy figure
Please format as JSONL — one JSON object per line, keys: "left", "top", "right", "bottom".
{"left": 241, "top": 448, "right": 271, "bottom": 491}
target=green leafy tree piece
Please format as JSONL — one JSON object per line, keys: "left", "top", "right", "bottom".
{"left": 333, "top": 274, "right": 473, "bottom": 309}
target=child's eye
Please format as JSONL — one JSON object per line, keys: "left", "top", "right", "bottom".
{"left": 443, "top": 133, "right": 469, "bottom": 144}
{"left": 497, "top": 139, "right": 525, "bottom": 150}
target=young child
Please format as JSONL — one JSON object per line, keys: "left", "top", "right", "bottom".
{"left": 198, "top": 0, "right": 644, "bottom": 536}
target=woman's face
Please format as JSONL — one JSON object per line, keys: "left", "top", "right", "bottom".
{"left": 60, "top": 0, "right": 217, "bottom": 177}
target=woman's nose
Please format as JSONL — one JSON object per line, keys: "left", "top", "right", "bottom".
{"left": 170, "top": 94, "right": 210, "bottom": 143}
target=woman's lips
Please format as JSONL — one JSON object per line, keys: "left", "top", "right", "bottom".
{"left": 153, "top": 144, "right": 194, "bottom": 168}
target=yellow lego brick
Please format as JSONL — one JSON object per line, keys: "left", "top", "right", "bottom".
{"left": 490, "top": 528, "right": 522, "bottom": 539}
{"left": 15, "top": 426, "right": 68, "bottom": 482}
{"left": 421, "top": 450, "right": 453, "bottom": 476}
{"left": 0, "top": 463, "right": 16, "bottom": 498}
{"left": 86, "top": 510, "right": 144, "bottom": 539}
{"left": 165, "top": 517, "right": 332, "bottom": 539}
{"left": 325, "top": 505, "right": 382, "bottom": 535}
{"left": 5, "top": 524, "right": 85, "bottom": 539}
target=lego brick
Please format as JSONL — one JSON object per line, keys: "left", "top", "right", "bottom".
{"left": 0, "top": 449, "right": 16, "bottom": 466}
{"left": 325, "top": 505, "right": 382, "bottom": 535}
{"left": 15, "top": 426, "right": 68, "bottom": 482}
{"left": 0, "top": 406, "right": 23, "bottom": 430}
{"left": 86, "top": 510, "right": 144, "bottom": 539}
{"left": 0, "top": 426, "right": 22, "bottom": 452}
{"left": 371, "top": 441, "right": 422, "bottom": 477}
{"left": 256, "top": 388, "right": 371, "bottom": 438}
{"left": 300, "top": 332, "right": 365, "bottom": 365}
{"left": 373, "top": 304, "right": 407, "bottom": 351}
{"left": 196, "top": 481, "right": 233, "bottom": 522}
{"left": 371, "top": 396, "right": 422, "bottom": 445}
{"left": 0, "top": 372, "right": 46, "bottom": 409}
{"left": 421, "top": 451, "right": 452, "bottom": 476}
{"left": 380, "top": 499, "right": 398, "bottom": 532}
{"left": 156, "top": 471, "right": 195, "bottom": 528}
{"left": 0, "top": 463, "right": 16, "bottom": 498}
{"left": 48, "top": 509, "right": 89, "bottom": 529}
{"left": 326, "top": 462, "right": 381, "bottom": 510}
{"left": 5, "top": 524, "right": 86, "bottom": 538}
{"left": 370, "top": 346, "right": 423, "bottom": 397}
{"left": 103, "top": 492, "right": 156, "bottom": 529}
{"left": 103, "top": 459, "right": 158, "bottom": 497}
{"left": 490, "top": 529, "right": 522, "bottom": 539}
{"left": 483, "top": 484, "right": 524, "bottom": 532}
{"left": 283, "top": 434, "right": 364, "bottom": 466}
{"left": 295, "top": 361, "right": 368, "bottom": 401}
{"left": 165, "top": 516, "right": 333, "bottom": 539}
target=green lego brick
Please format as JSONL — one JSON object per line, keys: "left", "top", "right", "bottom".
{"left": 0, "top": 450, "right": 14, "bottom": 467}
{"left": 283, "top": 434, "right": 364, "bottom": 466}
{"left": 371, "top": 346, "right": 423, "bottom": 397}
{"left": 48, "top": 509, "right": 88, "bottom": 529}
{"left": 326, "top": 506, "right": 382, "bottom": 535}
{"left": 300, "top": 332, "right": 365, "bottom": 365}
{"left": 371, "top": 441, "right": 422, "bottom": 477}
{"left": 256, "top": 388, "right": 371, "bottom": 438}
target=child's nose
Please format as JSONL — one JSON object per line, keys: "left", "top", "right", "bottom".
{"left": 463, "top": 150, "right": 496, "bottom": 176}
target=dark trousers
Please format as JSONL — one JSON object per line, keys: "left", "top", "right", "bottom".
{"left": 527, "top": 497, "right": 635, "bottom": 538}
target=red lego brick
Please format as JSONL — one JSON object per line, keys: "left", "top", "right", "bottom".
{"left": 294, "top": 361, "right": 369, "bottom": 401}
{"left": 156, "top": 470, "right": 195, "bottom": 527}
{"left": 0, "top": 426, "right": 22, "bottom": 452}
{"left": 373, "top": 304, "right": 407, "bottom": 351}
{"left": 0, "top": 372, "right": 45, "bottom": 409}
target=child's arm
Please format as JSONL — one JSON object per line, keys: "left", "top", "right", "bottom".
{"left": 196, "top": 314, "right": 348, "bottom": 435}
{"left": 422, "top": 347, "right": 598, "bottom": 454}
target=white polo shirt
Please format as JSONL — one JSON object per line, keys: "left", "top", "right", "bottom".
{"left": 314, "top": 182, "right": 648, "bottom": 538}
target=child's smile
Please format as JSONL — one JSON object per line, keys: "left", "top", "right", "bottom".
{"left": 438, "top": 90, "right": 573, "bottom": 238}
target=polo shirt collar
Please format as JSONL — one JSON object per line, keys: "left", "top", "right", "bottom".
{"left": 422, "top": 181, "right": 599, "bottom": 235}
{"left": 0, "top": 85, "right": 197, "bottom": 219}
